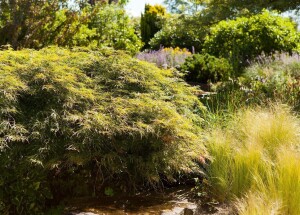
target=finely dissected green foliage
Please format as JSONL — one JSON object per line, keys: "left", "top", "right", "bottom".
{"left": 206, "top": 105, "right": 300, "bottom": 214}
{"left": 0, "top": 47, "right": 205, "bottom": 214}
{"left": 204, "top": 10, "right": 300, "bottom": 73}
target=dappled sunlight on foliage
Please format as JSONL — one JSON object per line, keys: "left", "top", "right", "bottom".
{"left": 0, "top": 47, "right": 206, "bottom": 214}
{"left": 0, "top": 0, "right": 300, "bottom": 214}
{"left": 204, "top": 10, "right": 300, "bottom": 73}
{"left": 0, "top": 2, "right": 142, "bottom": 54}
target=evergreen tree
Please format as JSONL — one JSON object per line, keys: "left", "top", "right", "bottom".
{"left": 140, "top": 4, "right": 166, "bottom": 49}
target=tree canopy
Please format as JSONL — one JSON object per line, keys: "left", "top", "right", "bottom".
{"left": 164, "top": 0, "right": 300, "bottom": 15}
{"left": 0, "top": 0, "right": 141, "bottom": 53}
{"left": 200, "top": 0, "right": 300, "bottom": 23}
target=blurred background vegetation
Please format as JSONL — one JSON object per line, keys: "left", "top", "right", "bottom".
{"left": 1, "top": 0, "right": 300, "bottom": 214}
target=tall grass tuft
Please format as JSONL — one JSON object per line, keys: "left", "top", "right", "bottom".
{"left": 237, "top": 149, "right": 300, "bottom": 215}
{"left": 206, "top": 130, "right": 233, "bottom": 201}
{"left": 206, "top": 105, "right": 300, "bottom": 214}
{"left": 235, "top": 105, "right": 299, "bottom": 157}
{"left": 276, "top": 149, "right": 300, "bottom": 214}
{"left": 235, "top": 192, "right": 282, "bottom": 215}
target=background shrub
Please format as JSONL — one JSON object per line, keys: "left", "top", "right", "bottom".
{"left": 242, "top": 55, "right": 300, "bottom": 109}
{"left": 136, "top": 47, "right": 192, "bottom": 68}
{"left": 202, "top": 53, "right": 300, "bottom": 114}
{"left": 203, "top": 10, "right": 300, "bottom": 73}
{"left": 180, "top": 53, "right": 233, "bottom": 83}
{"left": 149, "top": 14, "right": 206, "bottom": 52}
{"left": 89, "top": 4, "right": 143, "bottom": 54}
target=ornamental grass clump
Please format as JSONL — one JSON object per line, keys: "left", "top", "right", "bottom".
{"left": 236, "top": 148, "right": 300, "bottom": 215}
{"left": 235, "top": 191, "right": 282, "bottom": 215}
{"left": 275, "top": 149, "right": 300, "bottom": 214}
{"left": 0, "top": 47, "right": 206, "bottom": 214}
{"left": 206, "top": 105, "right": 300, "bottom": 214}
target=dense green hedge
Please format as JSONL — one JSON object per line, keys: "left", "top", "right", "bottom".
{"left": 0, "top": 47, "right": 205, "bottom": 214}
{"left": 204, "top": 10, "right": 300, "bottom": 73}
{"left": 149, "top": 14, "right": 206, "bottom": 52}
{"left": 180, "top": 54, "right": 233, "bottom": 83}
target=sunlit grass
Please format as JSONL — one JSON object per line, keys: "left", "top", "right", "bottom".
{"left": 276, "top": 149, "right": 300, "bottom": 214}
{"left": 206, "top": 130, "right": 232, "bottom": 201}
{"left": 236, "top": 105, "right": 299, "bottom": 157}
{"left": 235, "top": 191, "right": 281, "bottom": 215}
{"left": 206, "top": 105, "right": 300, "bottom": 214}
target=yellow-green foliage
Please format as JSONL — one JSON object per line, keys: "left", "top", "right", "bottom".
{"left": 235, "top": 192, "right": 281, "bottom": 215}
{"left": 0, "top": 47, "right": 205, "bottom": 214}
{"left": 206, "top": 105, "right": 300, "bottom": 214}
{"left": 141, "top": 4, "right": 166, "bottom": 48}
